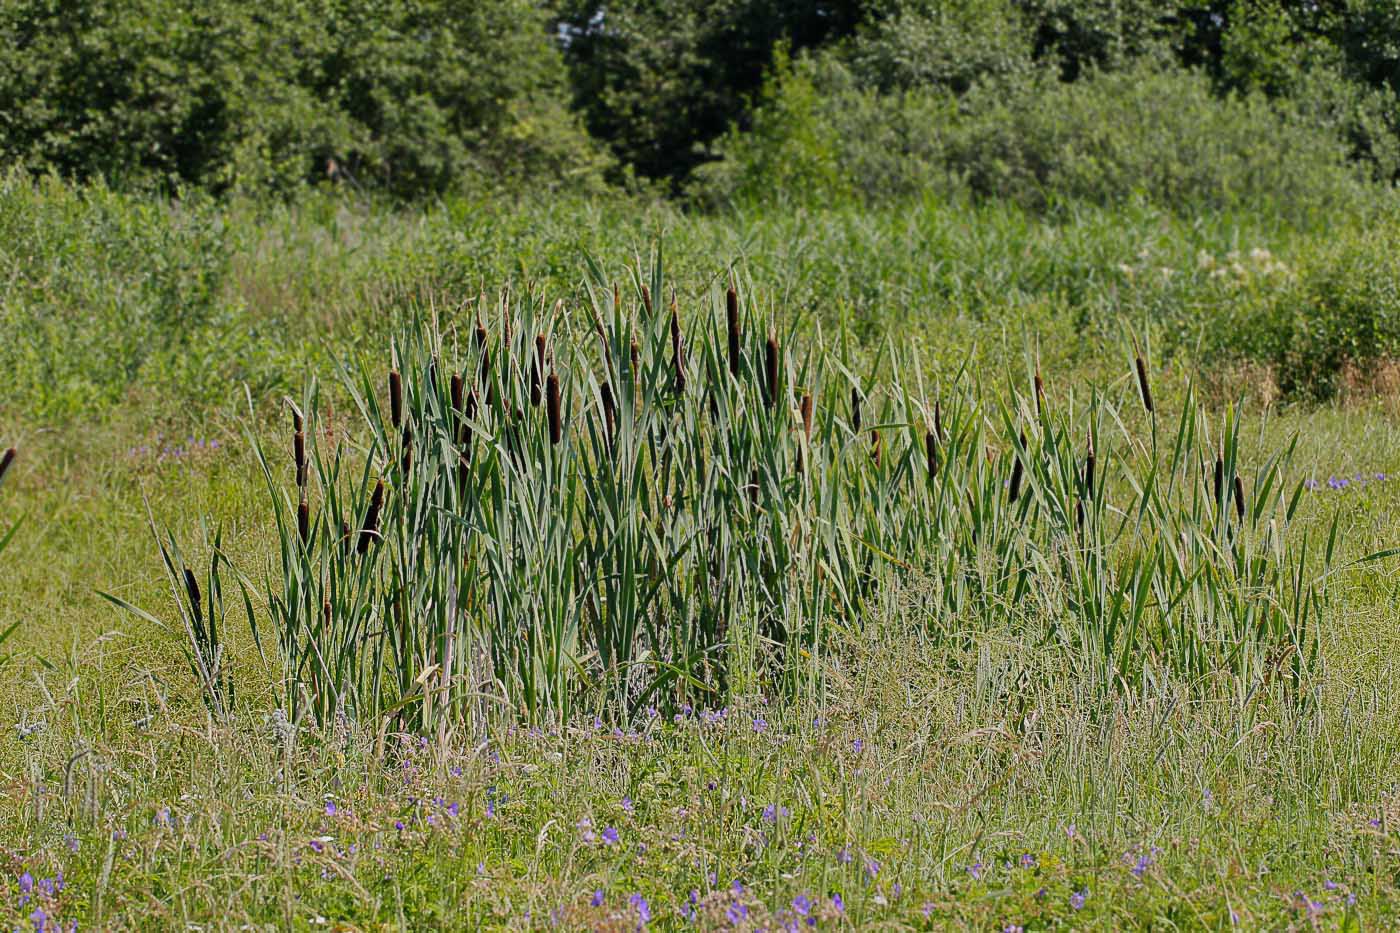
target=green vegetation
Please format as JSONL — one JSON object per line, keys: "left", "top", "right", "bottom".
{"left": 3, "top": 0, "right": 1400, "bottom": 928}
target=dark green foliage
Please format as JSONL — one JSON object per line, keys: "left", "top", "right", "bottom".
{"left": 0, "top": 0, "right": 604, "bottom": 198}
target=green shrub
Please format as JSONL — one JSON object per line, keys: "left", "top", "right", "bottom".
{"left": 700, "top": 57, "right": 1370, "bottom": 221}
{"left": 0, "top": 0, "right": 606, "bottom": 198}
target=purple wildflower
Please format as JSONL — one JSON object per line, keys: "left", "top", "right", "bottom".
{"left": 1070, "top": 889, "right": 1088, "bottom": 910}
{"left": 591, "top": 889, "right": 605, "bottom": 907}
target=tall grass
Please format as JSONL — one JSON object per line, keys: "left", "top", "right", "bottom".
{"left": 212, "top": 261, "right": 1338, "bottom": 736}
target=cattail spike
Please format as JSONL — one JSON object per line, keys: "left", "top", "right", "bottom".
{"left": 547, "top": 371, "right": 562, "bottom": 445}
{"left": 294, "top": 431, "right": 307, "bottom": 488}
{"left": 1135, "top": 353, "right": 1154, "bottom": 414}
{"left": 800, "top": 394, "right": 813, "bottom": 440}
{"left": 1034, "top": 370, "right": 1046, "bottom": 421}
{"left": 298, "top": 497, "right": 310, "bottom": 544}
{"left": 1008, "top": 432, "right": 1026, "bottom": 503}
{"left": 871, "top": 429, "right": 882, "bottom": 467}
{"left": 401, "top": 424, "right": 413, "bottom": 474}
{"left": 726, "top": 286, "right": 741, "bottom": 377}
{"left": 1084, "top": 431, "right": 1096, "bottom": 499}
{"left": 600, "top": 381, "right": 616, "bottom": 451}
{"left": 1233, "top": 473, "right": 1246, "bottom": 524}
{"left": 530, "top": 334, "right": 546, "bottom": 407}
{"left": 642, "top": 285, "right": 653, "bottom": 318}
{"left": 671, "top": 304, "right": 686, "bottom": 394}
{"left": 291, "top": 408, "right": 303, "bottom": 435}
{"left": 925, "top": 429, "right": 938, "bottom": 478}
{"left": 764, "top": 334, "right": 780, "bottom": 409}
{"left": 450, "top": 372, "right": 465, "bottom": 442}
{"left": 0, "top": 447, "right": 13, "bottom": 487}
{"left": 357, "top": 480, "right": 385, "bottom": 555}
{"left": 388, "top": 370, "right": 403, "bottom": 429}
{"left": 851, "top": 388, "right": 862, "bottom": 434}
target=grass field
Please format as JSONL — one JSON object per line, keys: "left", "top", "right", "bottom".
{"left": 3, "top": 178, "right": 1400, "bottom": 930}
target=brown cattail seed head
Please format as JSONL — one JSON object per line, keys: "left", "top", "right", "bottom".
{"left": 401, "top": 424, "right": 413, "bottom": 474}
{"left": 851, "top": 388, "right": 862, "bottom": 434}
{"left": 642, "top": 285, "right": 653, "bottom": 318}
{"left": 0, "top": 447, "right": 13, "bottom": 487}
{"left": 925, "top": 429, "right": 938, "bottom": 478}
{"left": 547, "top": 371, "right": 562, "bottom": 445}
{"left": 1034, "top": 370, "right": 1045, "bottom": 420}
{"left": 1135, "top": 354, "right": 1154, "bottom": 414}
{"left": 388, "top": 370, "right": 403, "bottom": 429}
{"left": 871, "top": 429, "right": 882, "bottom": 467}
{"left": 529, "top": 336, "right": 546, "bottom": 406}
{"left": 292, "top": 408, "right": 303, "bottom": 434}
{"left": 600, "top": 381, "right": 616, "bottom": 449}
{"left": 764, "top": 334, "right": 780, "bottom": 409}
{"left": 1008, "top": 432, "right": 1026, "bottom": 503}
{"left": 1084, "top": 432, "right": 1096, "bottom": 498}
{"left": 298, "top": 497, "right": 310, "bottom": 544}
{"left": 450, "top": 372, "right": 465, "bottom": 429}
{"left": 1233, "top": 473, "right": 1246, "bottom": 524}
{"left": 670, "top": 306, "right": 686, "bottom": 394}
{"left": 726, "top": 286, "right": 741, "bottom": 377}
{"left": 294, "top": 431, "right": 307, "bottom": 487}
{"left": 358, "top": 480, "right": 385, "bottom": 555}
{"left": 340, "top": 520, "right": 351, "bottom": 555}
{"left": 800, "top": 394, "right": 813, "bottom": 440}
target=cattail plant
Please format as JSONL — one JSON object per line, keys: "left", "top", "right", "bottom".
{"left": 851, "top": 388, "right": 862, "bottom": 433}
{"left": 600, "top": 381, "right": 616, "bottom": 450}
{"left": 294, "top": 429, "right": 307, "bottom": 488}
{"left": 1008, "top": 431, "right": 1026, "bottom": 503}
{"left": 298, "top": 497, "right": 310, "bottom": 544}
{"left": 0, "top": 447, "right": 14, "bottom": 488}
{"left": 925, "top": 428, "right": 938, "bottom": 478}
{"left": 1233, "top": 473, "right": 1246, "bottom": 524}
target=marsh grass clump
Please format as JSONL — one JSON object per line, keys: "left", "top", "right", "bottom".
{"left": 192, "top": 262, "right": 1340, "bottom": 735}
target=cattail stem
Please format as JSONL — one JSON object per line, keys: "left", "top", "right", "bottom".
{"left": 358, "top": 480, "right": 385, "bottom": 555}
{"left": 547, "top": 371, "right": 562, "bottom": 445}
{"left": 389, "top": 370, "right": 403, "bottom": 429}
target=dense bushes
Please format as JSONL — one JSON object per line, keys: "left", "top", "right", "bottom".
{"left": 696, "top": 58, "right": 1368, "bottom": 220}
{"left": 0, "top": 0, "right": 605, "bottom": 198}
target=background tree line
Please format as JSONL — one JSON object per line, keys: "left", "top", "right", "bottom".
{"left": 1, "top": 0, "right": 1396, "bottom": 208}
